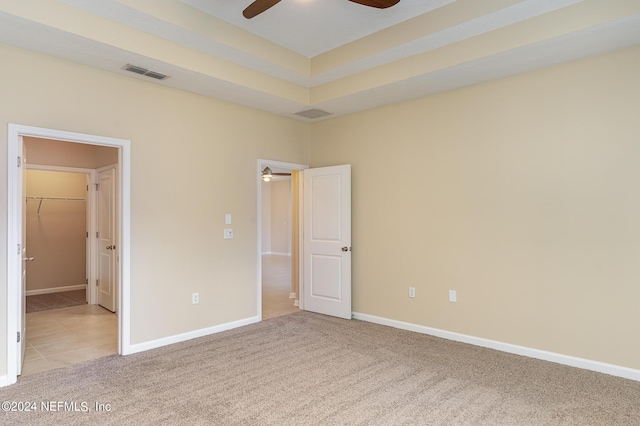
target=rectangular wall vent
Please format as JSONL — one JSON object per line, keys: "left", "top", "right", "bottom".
{"left": 293, "top": 108, "right": 333, "bottom": 119}
{"left": 123, "top": 64, "right": 169, "bottom": 80}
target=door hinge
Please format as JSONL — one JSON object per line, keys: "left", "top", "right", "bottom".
{"left": 17, "top": 331, "right": 21, "bottom": 343}
{"left": 17, "top": 244, "right": 21, "bottom": 255}
{"left": 95, "top": 183, "right": 99, "bottom": 191}
{"left": 96, "top": 232, "right": 99, "bottom": 238}
{"left": 85, "top": 278, "right": 88, "bottom": 285}
{"left": 86, "top": 232, "right": 89, "bottom": 238}
{"left": 17, "top": 157, "right": 21, "bottom": 167}
{"left": 96, "top": 279, "right": 99, "bottom": 286}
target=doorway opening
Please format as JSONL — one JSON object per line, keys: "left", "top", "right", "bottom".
{"left": 22, "top": 159, "right": 117, "bottom": 376}
{"left": 6, "top": 124, "right": 131, "bottom": 387}
{"left": 257, "top": 160, "right": 307, "bottom": 320}
{"left": 257, "top": 161, "right": 353, "bottom": 321}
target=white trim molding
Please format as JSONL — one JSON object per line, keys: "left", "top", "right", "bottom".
{"left": 26, "top": 284, "right": 86, "bottom": 296}
{"left": 128, "top": 316, "right": 261, "bottom": 354}
{"left": 352, "top": 312, "right": 640, "bottom": 382}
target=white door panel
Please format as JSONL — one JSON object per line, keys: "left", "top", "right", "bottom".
{"left": 303, "top": 165, "right": 351, "bottom": 319}
{"left": 18, "top": 142, "right": 27, "bottom": 375}
{"left": 97, "top": 168, "right": 116, "bottom": 312}
{"left": 310, "top": 254, "right": 343, "bottom": 299}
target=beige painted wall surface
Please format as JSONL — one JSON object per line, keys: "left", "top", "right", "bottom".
{"left": 310, "top": 46, "right": 640, "bottom": 370}
{"left": 25, "top": 170, "right": 87, "bottom": 292}
{"left": 261, "top": 181, "right": 272, "bottom": 253}
{"left": 270, "top": 180, "right": 291, "bottom": 255}
{"left": 0, "top": 43, "right": 310, "bottom": 375}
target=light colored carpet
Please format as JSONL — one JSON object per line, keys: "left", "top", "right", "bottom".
{"left": 1, "top": 311, "right": 639, "bottom": 425}
{"left": 26, "top": 289, "right": 86, "bottom": 313}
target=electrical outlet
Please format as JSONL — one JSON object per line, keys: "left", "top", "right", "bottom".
{"left": 449, "top": 290, "right": 457, "bottom": 303}
{"left": 192, "top": 293, "right": 199, "bottom": 304}
{"left": 409, "top": 287, "right": 416, "bottom": 298}
{"left": 224, "top": 229, "right": 233, "bottom": 239}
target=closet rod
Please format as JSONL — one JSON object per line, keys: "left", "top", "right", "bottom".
{"left": 26, "top": 196, "right": 86, "bottom": 201}
{"left": 26, "top": 196, "right": 86, "bottom": 215}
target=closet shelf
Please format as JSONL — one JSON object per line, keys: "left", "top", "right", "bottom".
{"left": 26, "top": 196, "right": 86, "bottom": 201}
{"left": 26, "top": 196, "right": 86, "bottom": 215}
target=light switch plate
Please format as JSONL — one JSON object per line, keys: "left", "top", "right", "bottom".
{"left": 225, "top": 214, "right": 232, "bottom": 225}
{"left": 224, "top": 229, "right": 233, "bottom": 239}
{"left": 449, "top": 290, "right": 457, "bottom": 302}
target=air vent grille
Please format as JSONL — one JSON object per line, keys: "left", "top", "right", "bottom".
{"left": 293, "top": 109, "right": 333, "bottom": 119}
{"left": 123, "top": 64, "right": 169, "bottom": 80}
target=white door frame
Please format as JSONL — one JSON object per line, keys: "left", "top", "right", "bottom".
{"left": 24, "top": 164, "right": 96, "bottom": 303}
{"left": 6, "top": 124, "right": 132, "bottom": 386}
{"left": 256, "top": 159, "right": 307, "bottom": 320}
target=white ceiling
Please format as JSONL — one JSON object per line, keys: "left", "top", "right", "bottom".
{"left": 1, "top": 0, "right": 639, "bottom": 122}
{"left": 182, "top": 0, "right": 455, "bottom": 57}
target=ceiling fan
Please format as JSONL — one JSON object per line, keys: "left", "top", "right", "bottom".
{"left": 243, "top": 0, "right": 401, "bottom": 19}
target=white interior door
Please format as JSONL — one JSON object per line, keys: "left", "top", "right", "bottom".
{"left": 303, "top": 165, "right": 352, "bottom": 319}
{"left": 97, "top": 168, "right": 116, "bottom": 312}
{"left": 18, "top": 143, "right": 29, "bottom": 375}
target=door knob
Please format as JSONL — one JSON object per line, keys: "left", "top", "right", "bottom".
{"left": 106, "top": 245, "right": 116, "bottom": 250}
{"left": 23, "top": 257, "right": 34, "bottom": 262}
{"left": 341, "top": 247, "right": 351, "bottom": 252}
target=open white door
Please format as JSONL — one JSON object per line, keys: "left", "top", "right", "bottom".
{"left": 18, "top": 143, "right": 29, "bottom": 375}
{"left": 97, "top": 167, "right": 116, "bottom": 312}
{"left": 303, "top": 165, "right": 351, "bottom": 319}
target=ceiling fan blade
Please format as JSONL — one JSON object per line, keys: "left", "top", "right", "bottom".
{"left": 347, "top": 0, "right": 400, "bottom": 9}
{"left": 243, "top": 0, "right": 282, "bottom": 19}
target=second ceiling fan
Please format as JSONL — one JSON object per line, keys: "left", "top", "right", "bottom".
{"left": 243, "top": 0, "right": 400, "bottom": 19}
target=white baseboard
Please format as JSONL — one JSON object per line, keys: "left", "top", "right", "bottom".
{"left": 26, "top": 284, "right": 86, "bottom": 296}
{"left": 289, "top": 292, "right": 296, "bottom": 299}
{"left": 128, "top": 315, "right": 261, "bottom": 355}
{"left": 352, "top": 312, "right": 640, "bottom": 382}
{"left": 293, "top": 300, "right": 299, "bottom": 307}
{"left": 262, "top": 252, "right": 291, "bottom": 256}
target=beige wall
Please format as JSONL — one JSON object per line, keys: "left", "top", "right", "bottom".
{"left": 261, "top": 181, "right": 272, "bottom": 254}
{"left": 0, "top": 43, "right": 310, "bottom": 376}
{"left": 25, "top": 170, "right": 87, "bottom": 292}
{"left": 2, "top": 40, "right": 640, "bottom": 377}
{"left": 270, "top": 180, "right": 291, "bottom": 255}
{"left": 310, "top": 46, "right": 640, "bottom": 371}
{"left": 261, "top": 179, "right": 291, "bottom": 255}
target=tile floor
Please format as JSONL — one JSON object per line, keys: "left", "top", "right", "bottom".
{"left": 21, "top": 255, "right": 293, "bottom": 376}
{"left": 22, "top": 304, "right": 117, "bottom": 376}
{"left": 262, "top": 254, "right": 299, "bottom": 320}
